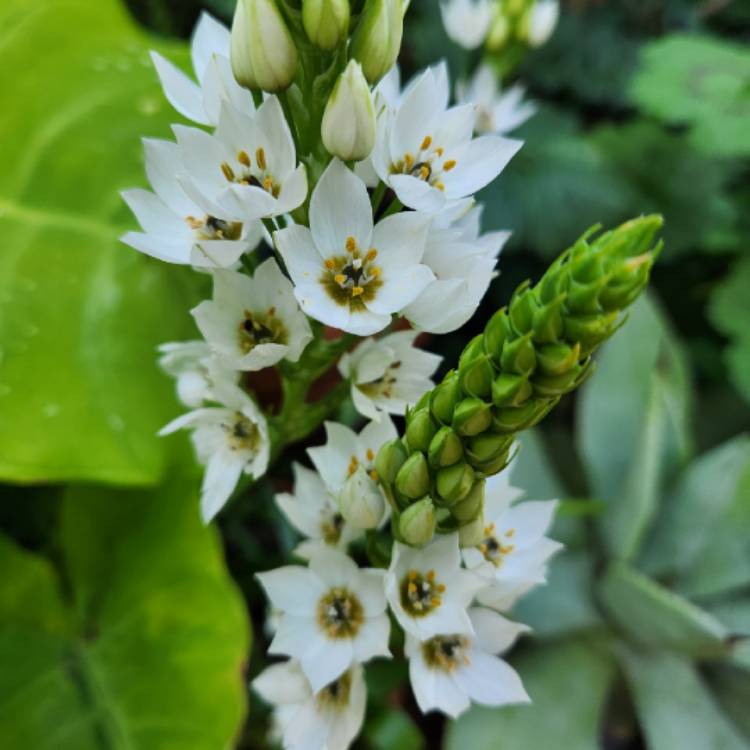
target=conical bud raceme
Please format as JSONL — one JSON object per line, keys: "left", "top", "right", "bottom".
{"left": 399, "top": 498, "right": 437, "bottom": 546}
{"left": 321, "top": 61, "right": 377, "bottom": 161}
{"left": 351, "top": 0, "right": 404, "bottom": 84}
{"left": 231, "top": 0, "right": 298, "bottom": 92}
{"left": 378, "top": 216, "right": 663, "bottom": 545}
{"left": 303, "top": 0, "right": 350, "bottom": 50}
{"left": 338, "top": 465, "right": 386, "bottom": 529}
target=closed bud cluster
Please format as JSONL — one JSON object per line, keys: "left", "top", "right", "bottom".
{"left": 303, "top": 0, "right": 350, "bottom": 50}
{"left": 378, "top": 216, "right": 663, "bottom": 543}
{"left": 351, "top": 0, "right": 404, "bottom": 83}
{"left": 486, "top": 0, "right": 559, "bottom": 54}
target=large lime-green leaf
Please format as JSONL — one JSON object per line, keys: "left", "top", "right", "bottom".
{"left": 0, "top": 0, "right": 202, "bottom": 485}
{"left": 577, "top": 295, "right": 692, "bottom": 560}
{"left": 630, "top": 34, "right": 750, "bottom": 157}
{"left": 0, "top": 475, "right": 250, "bottom": 749}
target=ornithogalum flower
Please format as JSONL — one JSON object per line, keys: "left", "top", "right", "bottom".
{"left": 338, "top": 330, "right": 442, "bottom": 421}
{"left": 191, "top": 259, "right": 312, "bottom": 371}
{"left": 405, "top": 607, "right": 530, "bottom": 718}
{"left": 159, "top": 383, "right": 269, "bottom": 522}
{"left": 258, "top": 549, "right": 391, "bottom": 691}
{"left": 372, "top": 65, "right": 523, "bottom": 213}
{"left": 175, "top": 98, "right": 308, "bottom": 223}
{"left": 121, "top": 139, "right": 261, "bottom": 267}
{"left": 439, "top": 0, "right": 494, "bottom": 50}
{"left": 275, "top": 159, "right": 434, "bottom": 335}
{"left": 275, "top": 463, "right": 361, "bottom": 560}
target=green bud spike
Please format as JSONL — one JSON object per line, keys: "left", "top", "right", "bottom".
{"left": 436, "top": 462, "right": 475, "bottom": 505}
{"left": 406, "top": 408, "right": 438, "bottom": 453}
{"left": 451, "top": 480, "right": 485, "bottom": 523}
{"left": 453, "top": 398, "right": 493, "bottom": 436}
{"left": 375, "top": 438, "right": 408, "bottom": 485}
{"left": 430, "top": 371, "right": 461, "bottom": 424}
{"left": 536, "top": 342, "right": 582, "bottom": 377}
{"left": 428, "top": 426, "right": 464, "bottom": 469}
{"left": 399, "top": 498, "right": 437, "bottom": 546}
{"left": 466, "top": 432, "right": 514, "bottom": 464}
{"left": 500, "top": 332, "right": 536, "bottom": 375}
{"left": 483, "top": 309, "right": 512, "bottom": 364}
{"left": 395, "top": 452, "right": 430, "bottom": 500}
{"left": 492, "top": 397, "right": 558, "bottom": 434}
{"left": 492, "top": 371, "right": 532, "bottom": 407}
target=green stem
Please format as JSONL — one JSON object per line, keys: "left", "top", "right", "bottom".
{"left": 370, "top": 181, "right": 387, "bottom": 215}
{"left": 381, "top": 196, "right": 403, "bottom": 218}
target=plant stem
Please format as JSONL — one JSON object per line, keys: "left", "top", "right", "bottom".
{"left": 370, "top": 181, "right": 387, "bottom": 215}
{"left": 381, "top": 196, "right": 403, "bottom": 218}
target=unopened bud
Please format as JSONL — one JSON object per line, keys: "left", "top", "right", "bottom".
{"left": 452, "top": 398, "right": 492, "bottom": 437}
{"left": 395, "top": 452, "right": 430, "bottom": 500}
{"left": 375, "top": 438, "right": 408, "bottom": 485}
{"left": 451, "top": 479, "right": 485, "bottom": 523}
{"left": 428, "top": 426, "right": 464, "bottom": 468}
{"left": 303, "top": 0, "right": 350, "bottom": 50}
{"left": 524, "top": 0, "right": 560, "bottom": 48}
{"left": 351, "top": 0, "right": 404, "bottom": 84}
{"left": 322, "top": 61, "right": 377, "bottom": 161}
{"left": 537, "top": 342, "right": 581, "bottom": 377}
{"left": 338, "top": 465, "right": 386, "bottom": 529}
{"left": 486, "top": 14, "right": 510, "bottom": 52}
{"left": 399, "top": 498, "right": 437, "bottom": 546}
{"left": 459, "top": 515, "right": 485, "bottom": 547}
{"left": 406, "top": 407, "right": 438, "bottom": 453}
{"left": 430, "top": 371, "right": 461, "bottom": 424}
{"left": 436, "top": 462, "right": 475, "bottom": 505}
{"left": 231, "top": 0, "right": 298, "bottom": 92}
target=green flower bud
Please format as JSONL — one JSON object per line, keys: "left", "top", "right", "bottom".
{"left": 508, "top": 285, "right": 538, "bottom": 334}
{"left": 351, "top": 0, "right": 404, "bottom": 84}
{"left": 338, "top": 465, "right": 386, "bottom": 529}
{"left": 531, "top": 293, "right": 565, "bottom": 344}
{"left": 430, "top": 371, "right": 461, "bottom": 424}
{"left": 459, "top": 336, "right": 495, "bottom": 399}
{"left": 436, "top": 462, "right": 475, "bottom": 505}
{"left": 471, "top": 449, "right": 513, "bottom": 476}
{"left": 321, "top": 60, "right": 376, "bottom": 161}
{"left": 466, "top": 432, "right": 514, "bottom": 464}
{"left": 533, "top": 361, "right": 590, "bottom": 397}
{"left": 483, "top": 309, "right": 511, "bottom": 365}
{"left": 395, "top": 452, "right": 430, "bottom": 500}
{"left": 501, "top": 332, "right": 536, "bottom": 375}
{"left": 536, "top": 342, "right": 581, "bottom": 377}
{"left": 302, "top": 0, "right": 350, "bottom": 50}
{"left": 231, "top": 0, "right": 298, "bottom": 92}
{"left": 399, "top": 498, "right": 437, "bottom": 546}
{"left": 458, "top": 515, "right": 485, "bottom": 547}
{"left": 491, "top": 372, "right": 532, "bottom": 407}
{"left": 375, "top": 438, "right": 408, "bottom": 485}
{"left": 492, "top": 398, "right": 557, "bottom": 434}
{"left": 451, "top": 479, "right": 485, "bottom": 523}
{"left": 406, "top": 407, "right": 438, "bottom": 453}
{"left": 428, "top": 426, "right": 464, "bottom": 469}
{"left": 564, "top": 311, "right": 619, "bottom": 353}
{"left": 486, "top": 14, "right": 510, "bottom": 52}
{"left": 453, "top": 398, "right": 493, "bottom": 437}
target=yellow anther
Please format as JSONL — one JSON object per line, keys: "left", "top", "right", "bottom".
{"left": 365, "top": 248, "right": 378, "bottom": 262}
{"left": 426, "top": 570, "right": 436, "bottom": 582}
{"left": 420, "top": 136, "right": 433, "bottom": 151}
{"left": 221, "top": 162, "right": 236, "bottom": 181}
{"left": 505, "top": 528, "right": 516, "bottom": 538}
{"left": 419, "top": 165, "right": 430, "bottom": 180}
{"left": 408, "top": 570, "right": 418, "bottom": 581}
{"left": 408, "top": 582, "right": 418, "bottom": 596}
{"left": 325, "top": 259, "right": 336, "bottom": 270}
{"left": 238, "top": 150, "right": 251, "bottom": 167}
{"left": 256, "top": 148, "right": 267, "bottom": 171}
{"left": 437, "top": 584, "right": 446, "bottom": 593}
{"left": 404, "top": 153, "right": 415, "bottom": 170}
{"left": 334, "top": 274, "right": 347, "bottom": 285}
{"left": 352, "top": 286, "right": 365, "bottom": 297}
{"left": 479, "top": 544, "right": 488, "bottom": 554}
{"left": 436, "top": 147, "right": 445, "bottom": 157}
{"left": 346, "top": 236, "right": 357, "bottom": 252}
{"left": 263, "top": 176, "right": 274, "bottom": 192}
{"left": 369, "top": 469, "right": 379, "bottom": 482}
{"left": 431, "top": 596, "right": 442, "bottom": 608}
{"left": 369, "top": 266, "right": 381, "bottom": 278}
{"left": 443, "top": 159, "right": 457, "bottom": 172}
{"left": 366, "top": 448, "right": 375, "bottom": 461}
{"left": 185, "top": 216, "right": 202, "bottom": 229}
{"left": 435, "top": 182, "right": 445, "bottom": 191}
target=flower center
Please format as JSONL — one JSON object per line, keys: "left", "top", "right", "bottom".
{"left": 317, "top": 588, "right": 364, "bottom": 639}
{"left": 390, "top": 135, "right": 457, "bottom": 192}
{"left": 422, "top": 635, "right": 471, "bottom": 672}
{"left": 238, "top": 307, "right": 286, "bottom": 353}
{"left": 347, "top": 450, "right": 379, "bottom": 481}
{"left": 321, "top": 236, "right": 383, "bottom": 312}
{"left": 479, "top": 523, "right": 516, "bottom": 567}
{"left": 224, "top": 413, "right": 260, "bottom": 452}
{"left": 321, "top": 513, "right": 346, "bottom": 545}
{"left": 221, "top": 148, "right": 280, "bottom": 198}
{"left": 360, "top": 361, "right": 401, "bottom": 399}
{"left": 400, "top": 569, "right": 446, "bottom": 618}
{"left": 316, "top": 670, "right": 352, "bottom": 711}
{"left": 185, "top": 214, "right": 242, "bottom": 241}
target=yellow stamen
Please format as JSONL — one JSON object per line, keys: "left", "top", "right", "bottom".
{"left": 404, "top": 153, "right": 415, "bottom": 170}
{"left": 238, "top": 150, "right": 251, "bottom": 167}
{"left": 505, "top": 529, "right": 515, "bottom": 538}
{"left": 408, "top": 582, "right": 418, "bottom": 596}
{"left": 426, "top": 570, "right": 436, "bottom": 582}
{"left": 256, "top": 148, "right": 267, "bottom": 171}
{"left": 324, "top": 259, "right": 336, "bottom": 270}
{"left": 443, "top": 159, "right": 457, "bottom": 172}
{"left": 334, "top": 274, "right": 347, "bottom": 285}
{"left": 420, "top": 136, "right": 433, "bottom": 151}
{"left": 437, "top": 584, "right": 446, "bottom": 593}
{"left": 435, "top": 147, "right": 444, "bottom": 157}
{"left": 431, "top": 596, "right": 441, "bottom": 608}
{"left": 435, "top": 182, "right": 445, "bottom": 191}
{"left": 365, "top": 249, "right": 378, "bottom": 262}
{"left": 408, "top": 570, "right": 418, "bottom": 581}
{"left": 221, "top": 162, "right": 235, "bottom": 181}
{"left": 185, "top": 216, "right": 202, "bottom": 230}
{"left": 366, "top": 448, "right": 375, "bottom": 461}
{"left": 369, "top": 266, "right": 381, "bottom": 278}
{"left": 419, "top": 165, "right": 430, "bottom": 180}
{"left": 346, "top": 236, "right": 357, "bottom": 252}
{"left": 352, "top": 286, "right": 365, "bottom": 297}
{"left": 369, "top": 469, "right": 378, "bottom": 482}
{"left": 263, "top": 176, "right": 274, "bottom": 192}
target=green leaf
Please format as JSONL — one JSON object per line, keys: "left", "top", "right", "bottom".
{"left": 444, "top": 638, "right": 615, "bottom": 750}
{"left": 577, "top": 295, "right": 692, "bottom": 560}
{"left": 705, "top": 664, "right": 750, "bottom": 741}
{"left": 0, "top": 474, "right": 250, "bottom": 749}
{"left": 0, "top": 0, "right": 202, "bottom": 486}
{"left": 598, "top": 563, "right": 731, "bottom": 657}
{"left": 630, "top": 33, "right": 750, "bottom": 157}
{"left": 367, "top": 711, "right": 425, "bottom": 750}
{"left": 619, "top": 647, "right": 749, "bottom": 750}
{"left": 709, "top": 259, "right": 750, "bottom": 405}
{"left": 641, "top": 435, "right": 750, "bottom": 597}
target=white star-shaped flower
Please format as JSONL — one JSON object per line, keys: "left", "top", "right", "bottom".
{"left": 275, "top": 159, "right": 435, "bottom": 336}
{"left": 456, "top": 64, "right": 537, "bottom": 135}
{"left": 439, "top": 0, "right": 495, "bottom": 50}
{"left": 121, "top": 139, "right": 261, "bottom": 267}
{"left": 151, "top": 11, "right": 256, "bottom": 126}
{"left": 159, "top": 383, "right": 269, "bottom": 522}
{"left": 371, "top": 65, "right": 522, "bottom": 214}
{"left": 405, "top": 607, "right": 530, "bottom": 718}
{"left": 385, "top": 534, "right": 482, "bottom": 641}
{"left": 338, "top": 330, "right": 441, "bottom": 421}
{"left": 157, "top": 340, "right": 239, "bottom": 407}
{"left": 192, "top": 259, "right": 312, "bottom": 372}
{"left": 463, "top": 468, "right": 562, "bottom": 612}
{"left": 174, "top": 98, "right": 308, "bottom": 223}
{"left": 253, "top": 660, "right": 367, "bottom": 750}
{"left": 257, "top": 549, "right": 391, "bottom": 692}
{"left": 275, "top": 463, "right": 361, "bottom": 560}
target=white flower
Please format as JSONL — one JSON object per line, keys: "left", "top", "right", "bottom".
{"left": 276, "top": 462, "right": 361, "bottom": 560}
{"left": 463, "top": 468, "right": 562, "bottom": 612}
{"left": 338, "top": 330, "right": 441, "bottom": 421}
{"left": 527, "top": 0, "right": 560, "bottom": 48}
{"left": 174, "top": 97, "right": 308, "bottom": 223}
{"left": 440, "top": 0, "right": 494, "bottom": 50}
{"left": 275, "top": 159, "right": 434, "bottom": 336}
{"left": 151, "top": 12, "right": 256, "bottom": 126}
{"left": 159, "top": 383, "right": 269, "bottom": 522}
{"left": 405, "top": 607, "right": 530, "bottom": 718}
{"left": 372, "top": 65, "right": 522, "bottom": 213}
{"left": 192, "top": 259, "right": 312, "bottom": 371}
{"left": 307, "top": 417, "right": 397, "bottom": 497}
{"left": 121, "top": 139, "right": 261, "bottom": 267}
{"left": 157, "top": 340, "right": 239, "bottom": 407}
{"left": 253, "top": 661, "right": 367, "bottom": 750}
{"left": 404, "top": 207, "right": 510, "bottom": 333}
{"left": 456, "top": 64, "right": 537, "bottom": 135}
{"left": 385, "top": 533, "right": 482, "bottom": 641}
{"left": 257, "top": 549, "right": 391, "bottom": 692}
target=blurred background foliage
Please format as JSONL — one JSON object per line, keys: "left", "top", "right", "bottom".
{"left": 0, "top": 0, "right": 748, "bottom": 748}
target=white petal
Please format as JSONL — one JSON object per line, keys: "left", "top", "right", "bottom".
{"left": 308, "top": 548, "right": 360, "bottom": 589}
{"left": 469, "top": 607, "right": 529, "bottom": 654}
{"left": 301, "top": 638, "right": 354, "bottom": 693}
{"left": 445, "top": 136, "right": 523, "bottom": 199}
{"left": 457, "top": 651, "right": 530, "bottom": 707}
{"left": 253, "top": 661, "right": 311, "bottom": 706}
{"left": 191, "top": 11, "right": 230, "bottom": 80}
{"left": 274, "top": 225, "right": 323, "bottom": 284}
{"left": 150, "top": 51, "right": 208, "bottom": 125}
{"left": 389, "top": 174, "right": 447, "bottom": 214}
{"left": 200, "top": 446, "right": 245, "bottom": 521}
{"left": 358, "top": 568, "right": 388, "bottom": 614}
{"left": 257, "top": 566, "right": 326, "bottom": 615}
{"left": 353, "top": 615, "right": 391, "bottom": 662}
